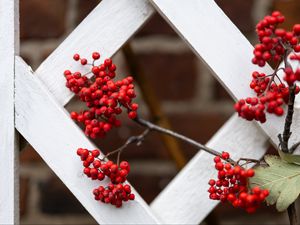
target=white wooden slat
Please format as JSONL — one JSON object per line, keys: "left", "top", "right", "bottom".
{"left": 15, "top": 57, "right": 161, "bottom": 225}
{"left": 151, "top": 115, "right": 268, "bottom": 224}
{"left": 0, "top": 0, "right": 19, "bottom": 224}
{"left": 149, "top": 0, "right": 300, "bottom": 153}
{"left": 35, "top": 0, "right": 154, "bottom": 107}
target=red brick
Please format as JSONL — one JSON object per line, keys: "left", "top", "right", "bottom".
{"left": 128, "top": 173, "right": 174, "bottom": 203}
{"left": 273, "top": 0, "right": 300, "bottom": 31}
{"left": 20, "top": 145, "right": 43, "bottom": 164}
{"left": 167, "top": 112, "right": 231, "bottom": 159}
{"left": 136, "top": 52, "right": 198, "bottom": 101}
{"left": 215, "top": 0, "right": 254, "bottom": 35}
{"left": 20, "top": 177, "right": 29, "bottom": 217}
{"left": 137, "top": 12, "right": 177, "bottom": 37}
{"left": 20, "top": 0, "right": 67, "bottom": 39}
{"left": 76, "top": 0, "right": 100, "bottom": 25}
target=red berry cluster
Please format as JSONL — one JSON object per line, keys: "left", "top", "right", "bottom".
{"left": 235, "top": 11, "right": 300, "bottom": 123}
{"left": 93, "top": 183, "right": 135, "bottom": 208}
{"left": 234, "top": 71, "right": 294, "bottom": 122}
{"left": 253, "top": 11, "right": 300, "bottom": 67}
{"left": 77, "top": 148, "right": 135, "bottom": 207}
{"left": 208, "top": 152, "right": 269, "bottom": 213}
{"left": 64, "top": 52, "right": 139, "bottom": 139}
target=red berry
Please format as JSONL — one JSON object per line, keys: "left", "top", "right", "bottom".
{"left": 81, "top": 58, "right": 87, "bottom": 65}
{"left": 73, "top": 54, "right": 80, "bottom": 61}
{"left": 128, "top": 111, "right": 137, "bottom": 119}
{"left": 92, "top": 52, "right": 100, "bottom": 60}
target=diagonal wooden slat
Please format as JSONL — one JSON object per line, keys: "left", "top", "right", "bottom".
{"left": 0, "top": 0, "right": 19, "bottom": 224}
{"left": 149, "top": 0, "right": 300, "bottom": 152}
{"left": 15, "top": 57, "right": 161, "bottom": 224}
{"left": 35, "top": 0, "right": 154, "bottom": 106}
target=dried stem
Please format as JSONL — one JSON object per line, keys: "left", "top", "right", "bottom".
{"left": 279, "top": 84, "right": 296, "bottom": 153}
{"left": 287, "top": 202, "right": 298, "bottom": 225}
{"left": 103, "top": 129, "right": 150, "bottom": 165}
{"left": 133, "top": 117, "right": 236, "bottom": 164}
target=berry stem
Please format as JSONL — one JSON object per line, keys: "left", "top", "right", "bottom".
{"left": 236, "top": 158, "right": 261, "bottom": 167}
{"left": 287, "top": 202, "right": 298, "bottom": 225}
{"left": 279, "top": 84, "right": 296, "bottom": 153}
{"left": 103, "top": 129, "right": 150, "bottom": 165}
{"left": 133, "top": 117, "right": 236, "bottom": 164}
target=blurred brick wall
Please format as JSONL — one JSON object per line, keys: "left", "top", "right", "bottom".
{"left": 19, "top": 0, "right": 299, "bottom": 224}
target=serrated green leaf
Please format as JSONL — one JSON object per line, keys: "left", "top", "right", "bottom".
{"left": 249, "top": 155, "right": 300, "bottom": 212}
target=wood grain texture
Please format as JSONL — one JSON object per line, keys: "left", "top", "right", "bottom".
{"left": 35, "top": 0, "right": 154, "bottom": 106}
{"left": 15, "top": 57, "right": 160, "bottom": 224}
{"left": 151, "top": 115, "right": 268, "bottom": 224}
{"left": 149, "top": 0, "right": 300, "bottom": 151}
{"left": 0, "top": 0, "right": 19, "bottom": 224}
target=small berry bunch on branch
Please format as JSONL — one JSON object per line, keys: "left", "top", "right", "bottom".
{"left": 64, "top": 52, "right": 138, "bottom": 139}
{"left": 209, "top": 152, "right": 269, "bottom": 213}
{"left": 235, "top": 11, "right": 300, "bottom": 123}
{"left": 76, "top": 148, "right": 134, "bottom": 207}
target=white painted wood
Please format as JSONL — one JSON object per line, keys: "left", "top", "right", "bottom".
{"left": 151, "top": 115, "right": 268, "bottom": 224}
{"left": 15, "top": 57, "right": 161, "bottom": 224}
{"left": 35, "top": 0, "right": 154, "bottom": 106}
{"left": 0, "top": 0, "right": 19, "bottom": 224}
{"left": 149, "top": 0, "right": 300, "bottom": 153}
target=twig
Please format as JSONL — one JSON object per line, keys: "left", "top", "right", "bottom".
{"left": 279, "top": 84, "right": 296, "bottom": 153}
{"left": 287, "top": 203, "right": 298, "bottom": 225}
{"left": 133, "top": 117, "right": 236, "bottom": 165}
{"left": 237, "top": 158, "right": 261, "bottom": 167}
{"left": 103, "top": 129, "right": 150, "bottom": 165}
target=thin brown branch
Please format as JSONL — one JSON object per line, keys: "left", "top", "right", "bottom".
{"left": 133, "top": 117, "right": 236, "bottom": 165}
{"left": 103, "top": 129, "right": 150, "bottom": 165}
{"left": 287, "top": 202, "right": 298, "bottom": 225}
{"left": 279, "top": 84, "right": 296, "bottom": 153}
{"left": 237, "top": 158, "right": 261, "bottom": 167}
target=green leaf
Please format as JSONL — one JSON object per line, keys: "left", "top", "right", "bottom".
{"left": 278, "top": 149, "right": 300, "bottom": 165}
{"left": 249, "top": 155, "right": 300, "bottom": 212}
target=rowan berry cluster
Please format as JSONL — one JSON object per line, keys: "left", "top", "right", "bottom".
{"left": 208, "top": 152, "right": 269, "bottom": 213}
{"left": 235, "top": 11, "right": 300, "bottom": 123}
{"left": 253, "top": 11, "right": 300, "bottom": 67}
{"left": 64, "top": 52, "right": 138, "bottom": 139}
{"left": 93, "top": 183, "right": 135, "bottom": 208}
{"left": 77, "top": 148, "right": 135, "bottom": 207}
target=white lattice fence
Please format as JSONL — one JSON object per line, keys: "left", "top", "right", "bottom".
{"left": 1, "top": 0, "right": 299, "bottom": 224}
